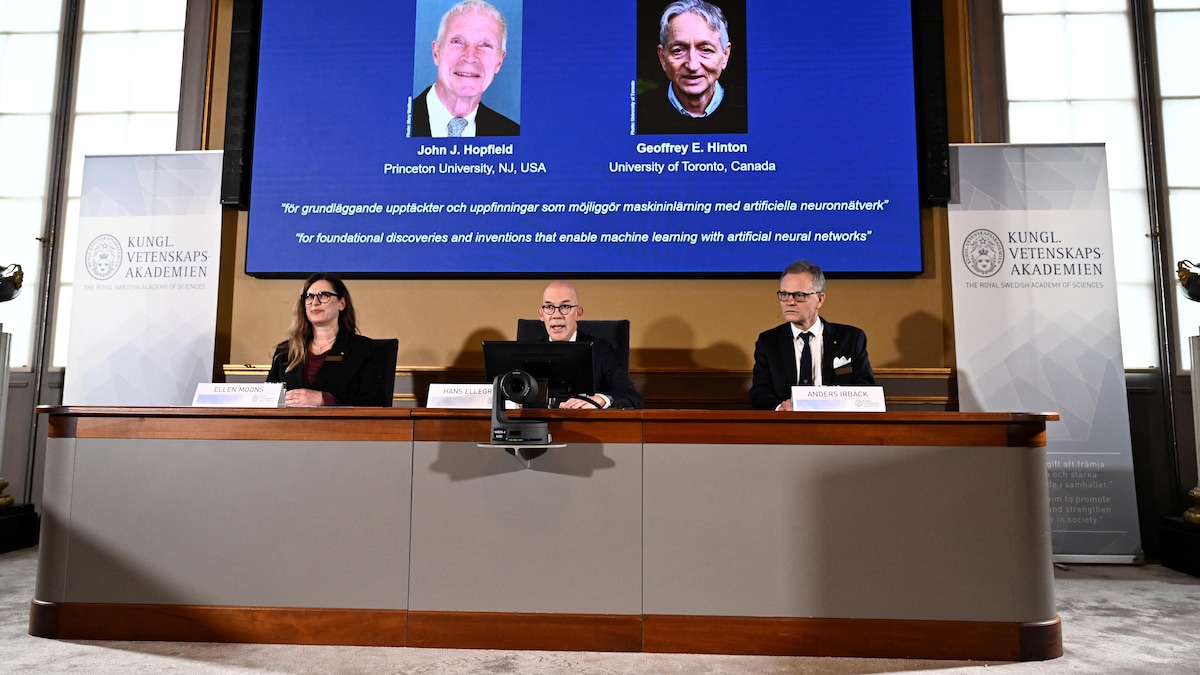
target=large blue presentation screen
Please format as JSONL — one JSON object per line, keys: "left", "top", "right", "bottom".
{"left": 246, "top": 0, "right": 923, "bottom": 276}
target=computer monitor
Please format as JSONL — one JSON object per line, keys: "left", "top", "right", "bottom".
{"left": 482, "top": 341, "right": 595, "bottom": 408}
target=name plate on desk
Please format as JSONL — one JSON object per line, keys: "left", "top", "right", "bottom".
{"left": 791, "top": 386, "right": 886, "bottom": 412}
{"left": 427, "top": 383, "right": 515, "bottom": 409}
{"left": 192, "top": 382, "right": 285, "bottom": 408}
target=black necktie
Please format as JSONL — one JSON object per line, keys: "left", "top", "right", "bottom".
{"left": 799, "top": 332, "right": 813, "bottom": 386}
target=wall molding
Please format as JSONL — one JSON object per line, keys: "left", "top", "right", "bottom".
{"left": 224, "top": 365, "right": 954, "bottom": 410}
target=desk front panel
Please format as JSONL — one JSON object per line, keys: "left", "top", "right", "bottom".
{"left": 408, "top": 440, "right": 642, "bottom": 615}
{"left": 36, "top": 436, "right": 412, "bottom": 609}
{"left": 643, "top": 442, "right": 1056, "bottom": 622}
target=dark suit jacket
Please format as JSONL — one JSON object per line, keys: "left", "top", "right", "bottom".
{"left": 749, "top": 318, "right": 875, "bottom": 410}
{"left": 411, "top": 85, "right": 520, "bottom": 137}
{"left": 635, "top": 83, "right": 748, "bottom": 135}
{"left": 526, "top": 332, "right": 643, "bottom": 409}
{"left": 267, "top": 332, "right": 393, "bottom": 407}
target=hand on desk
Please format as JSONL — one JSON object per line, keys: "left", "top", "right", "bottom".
{"left": 558, "top": 394, "right": 609, "bottom": 409}
{"left": 776, "top": 398, "right": 794, "bottom": 412}
{"left": 284, "top": 388, "right": 325, "bottom": 407}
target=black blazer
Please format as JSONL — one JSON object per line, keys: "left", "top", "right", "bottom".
{"left": 267, "top": 332, "right": 393, "bottom": 407}
{"left": 410, "top": 85, "right": 520, "bottom": 137}
{"left": 749, "top": 318, "right": 875, "bottom": 410}
{"left": 582, "top": 331, "right": 644, "bottom": 409}
{"left": 525, "top": 332, "right": 643, "bottom": 409}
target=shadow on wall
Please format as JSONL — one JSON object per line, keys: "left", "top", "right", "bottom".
{"left": 884, "top": 310, "right": 948, "bottom": 368}
{"left": 409, "top": 327, "right": 509, "bottom": 403}
{"left": 638, "top": 316, "right": 751, "bottom": 406}
{"left": 635, "top": 316, "right": 751, "bottom": 370}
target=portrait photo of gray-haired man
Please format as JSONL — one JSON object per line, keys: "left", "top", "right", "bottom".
{"left": 635, "top": 0, "right": 748, "bottom": 135}
{"left": 411, "top": 0, "right": 521, "bottom": 137}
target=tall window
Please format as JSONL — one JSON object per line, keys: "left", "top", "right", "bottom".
{"left": 0, "top": 2, "right": 61, "bottom": 368}
{"left": 1002, "top": 0, "right": 1160, "bottom": 369}
{"left": 1156, "top": 1, "right": 1200, "bottom": 369}
{"left": 53, "top": 0, "right": 187, "bottom": 367}
{"left": 0, "top": 0, "right": 186, "bottom": 369}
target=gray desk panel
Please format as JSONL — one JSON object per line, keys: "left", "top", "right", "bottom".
{"left": 644, "top": 443, "right": 1055, "bottom": 622}
{"left": 34, "top": 437, "right": 76, "bottom": 603}
{"left": 55, "top": 438, "right": 412, "bottom": 608}
{"left": 409, "top": 441, "right": 642, "bottom": 614}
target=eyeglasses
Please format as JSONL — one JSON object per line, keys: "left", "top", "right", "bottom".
{"left": 303, "top": 291, "right": 339, "bottom": 304}
{"left": 777, "top": 290, "right": 821, "bottom": 303}
{"left": 540, "top": 303, "right": 578, "bottom": 316}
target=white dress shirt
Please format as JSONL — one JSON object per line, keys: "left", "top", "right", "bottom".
{"left": 425, "top": 87, "right": 479, "bottom": 137}
{"left": 790, "top": 319, "right": 824, "bottom": 386}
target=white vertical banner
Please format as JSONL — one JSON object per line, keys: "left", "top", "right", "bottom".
{"left": 948, "top": 144, "right": 1141, "bottom": 562}
{"left": 63, "top": 152, "right": 223, "bottom": 406}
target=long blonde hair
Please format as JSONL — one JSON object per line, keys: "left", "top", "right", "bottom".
{"left": 283, "top": 274, "right": 358, "bottom": 371}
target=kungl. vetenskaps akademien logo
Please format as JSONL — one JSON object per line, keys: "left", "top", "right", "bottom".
{"left": 962, "top": 228, "right": 1004, "bottom": 278}
{"left": 84, "top": 234, "right": 122, "bottom": 280}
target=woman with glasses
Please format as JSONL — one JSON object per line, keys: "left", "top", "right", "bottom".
{"left": 267, "top": 273, "right": 393, "bottom": 406}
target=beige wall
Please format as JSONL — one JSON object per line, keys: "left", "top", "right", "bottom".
{"left": 214, "top": 0, "right": 963, "bottom": 373}
{"left": 226, "top": 208, "right": 954, "bottom": 371}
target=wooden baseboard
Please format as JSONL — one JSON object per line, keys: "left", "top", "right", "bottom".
{"left": 29, "top": 601, "right": 408, "bottom": 647}
{"left": 644, "top": 614, "right": 1063, "bottom": 661}
{"left": 30, "top": 601, "right": 1061, "bottom": 660}
{"left": 408, "top": 610, "right": 643, "bottom": 652}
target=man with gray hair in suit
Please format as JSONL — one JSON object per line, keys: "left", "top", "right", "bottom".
{"left": 412, "top": 0, "right": 519, "bottom": 137}
{"left": 749, "top": 260, "right": 875, "bottom": 410}
{"left": 636, "top": 0, "right": 747, "bottom": 134}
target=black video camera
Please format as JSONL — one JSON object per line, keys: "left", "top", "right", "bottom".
{"left": 490, "top": 370, "right": 551, "bottom": 445}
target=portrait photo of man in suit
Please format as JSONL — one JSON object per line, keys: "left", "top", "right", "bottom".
{"left": 749, "top": 259, "right": 875, "bottom": 410}
{"left": 636, "top": 0, "right": 748, "bottom": 135}
{"left": 411, "top": 0, "right": 520, "bottom": 137}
